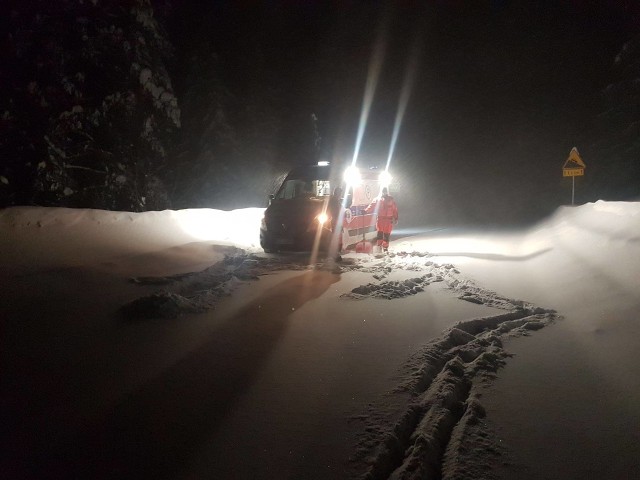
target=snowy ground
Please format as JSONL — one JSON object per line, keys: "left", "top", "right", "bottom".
{"left": 1, "top": 201, "right": 639, "bottom": 479}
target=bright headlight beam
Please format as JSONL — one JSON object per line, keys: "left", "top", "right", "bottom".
{"left": 385, "top": 34, "right": 421, "bottom": 173}
{"left": 352, "top": 22, "right": 388, "bottom": 167}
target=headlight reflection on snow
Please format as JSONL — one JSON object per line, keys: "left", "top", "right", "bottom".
{"left": 176, "top": 208, "right": 264, "bottom": 246}
{"left": 393, "top": 227, "right": 546, "bottom": 265}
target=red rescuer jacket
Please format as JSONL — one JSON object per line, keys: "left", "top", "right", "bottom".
{"left": 366, "top": 194, "right": 399, "bottom": 234}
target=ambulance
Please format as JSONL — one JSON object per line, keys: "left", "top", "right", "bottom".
{"left": 259, "top": 162, "right": 390, "bottom": 254}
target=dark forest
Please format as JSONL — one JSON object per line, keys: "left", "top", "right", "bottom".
{"left": 1, "top": 1, "right": 639, "bottom": 226}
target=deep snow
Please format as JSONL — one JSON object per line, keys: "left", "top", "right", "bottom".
{"left": 1, "top": 201, "right": 639, "bottom": 479}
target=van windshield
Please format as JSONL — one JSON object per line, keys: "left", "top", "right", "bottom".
{"left": 276, "top": 179, "right": 331, "bottom": 200}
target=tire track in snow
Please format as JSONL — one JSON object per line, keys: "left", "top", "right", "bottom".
{"left": 340, "top": 252, "right": 560, "bottom": 480}
{"left": 356, "top": 310, "right": 556, "bottom": 480}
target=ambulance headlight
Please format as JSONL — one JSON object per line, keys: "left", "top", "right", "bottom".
{"left": 316, "top": 212, "right": 329, "bottom": 225}
{"left": 343, "top": 166, "right": 361, "bottom": 185}
{"left": 379, "top": 170, "right": 392, "bottom": 185}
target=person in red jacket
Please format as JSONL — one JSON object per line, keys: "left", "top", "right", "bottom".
{"left": 365, "top": 187, "right": 399, "bottom": 253}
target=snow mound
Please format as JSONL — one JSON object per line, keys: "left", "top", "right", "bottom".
{"left": 346, "top": 275, "right": 431, "bottom": 299}
{"left": 0, "top": 206, "right": 265, "bottom": 273}
{"left": 340, "top": 253, "right": 535, "bottom": 312}
{"left": 529, "top": 200, "right": 640, "bottom": 252}
{"left": 120, "top": 292, "right": 204, "bottom": 319}
{"left": 121, "top": 249, "right": 262, "bottom": 319}
{"left": 394, "top": 201, "right": 640, "bottom": 269}
{"left": 121, "top": 250, "right": 344, "bottom": 319}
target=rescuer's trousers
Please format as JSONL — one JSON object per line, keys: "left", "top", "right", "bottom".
{"left": 375, "top": 218, "right": 394, "bottom": 250}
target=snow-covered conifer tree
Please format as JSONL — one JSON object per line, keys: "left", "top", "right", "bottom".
{"left": 1, "top": 0, "right": 180, "bottom": 210}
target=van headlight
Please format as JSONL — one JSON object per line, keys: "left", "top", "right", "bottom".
{"left": 343, "top": 166, "right": 361, "bottom": 185}
{"left": 379, "top": 170, "right": 392, "bottom": 185}
{"left": 316, "top": 212, "right": 329, "bottom": 225}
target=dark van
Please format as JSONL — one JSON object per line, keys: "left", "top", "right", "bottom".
{"left": 260, "top": 163, "right": 384, "bottom": 254}
{"left": 259, "top": 164, "right": 342, "bottom": 254}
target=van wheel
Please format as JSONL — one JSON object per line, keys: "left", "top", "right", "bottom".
{"left": 261, "top": 239, "right": 276, "bottom": 253}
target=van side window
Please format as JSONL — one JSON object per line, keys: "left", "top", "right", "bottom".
{"left": 277, "top": 179, "right": 331, "bottom": 199}
{"left": 277, "top": 180, "right": 306, "bottom": 200}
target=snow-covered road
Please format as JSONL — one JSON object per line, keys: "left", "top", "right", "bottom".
{"left": 1, "top": 202, "right": 639, "bottom": 479}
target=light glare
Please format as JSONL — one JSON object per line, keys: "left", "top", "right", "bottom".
{"left": 351, "top": 22, "right": 387, "bottom": 166}
{"left": 316, "top": 212, "right": 329, "bottom": 225}
{"left": 379, "top": 170, "right": 392, "bottom": 186}
{"left": 343, "top": 166, "right": 362, "bottom": 185}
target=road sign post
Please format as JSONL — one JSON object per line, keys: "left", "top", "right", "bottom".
{"left": 563, "top": 147, "right": 586, "bottom": 205}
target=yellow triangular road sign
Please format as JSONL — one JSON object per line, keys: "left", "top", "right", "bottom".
{"left": 564, "top": 147, "right": 586, "bottom": 168}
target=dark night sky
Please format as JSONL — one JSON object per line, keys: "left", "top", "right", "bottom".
{"left": 0, "top": 0, "right": 640, "bottom": 224}
{"left": 174, "top": 1, "right": 638, "bottom": 225}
